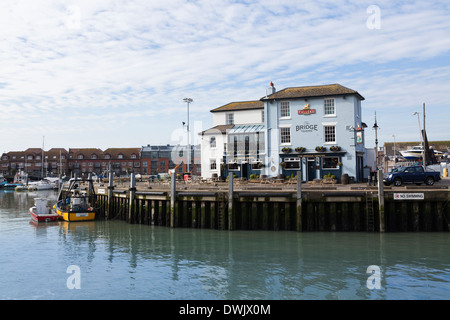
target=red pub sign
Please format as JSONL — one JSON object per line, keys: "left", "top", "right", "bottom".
{"left": 298, "top": 104, "right": 316, "bottom": 115}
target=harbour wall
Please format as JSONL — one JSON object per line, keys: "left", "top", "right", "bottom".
{"left": 89, "top": 174, "right": 450, "bottom": 233}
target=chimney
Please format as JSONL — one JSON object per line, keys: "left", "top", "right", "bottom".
{"left": 266, "top": 81, "right": 276, "bottom": 96}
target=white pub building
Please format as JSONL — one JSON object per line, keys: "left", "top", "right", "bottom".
{"left": 200, "top": 82, "right": 368, "bottom": 182}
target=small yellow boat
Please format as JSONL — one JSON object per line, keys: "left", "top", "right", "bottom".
{"left": 54, "top": 177, "right": 96, "bottom": 222}
{"left": 55, "top": 196, "right": 95, "bottom": 222}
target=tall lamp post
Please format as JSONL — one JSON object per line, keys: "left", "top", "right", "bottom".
{"left": 373, "top": 112, "right": 379, "bottom": 169}
{"left": 183, "top": 98, "right": 193, "bottom": 174}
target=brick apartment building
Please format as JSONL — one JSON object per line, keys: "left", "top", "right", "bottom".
{"left": 1, "top": 145, "right": 201, "bottom": 179}
{"left": 1, "top": 147, "right": 142, "bottom": 178}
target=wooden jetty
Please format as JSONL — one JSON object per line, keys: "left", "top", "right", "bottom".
{"left": 81, "top": 172, "right": 449, "bottom": 232}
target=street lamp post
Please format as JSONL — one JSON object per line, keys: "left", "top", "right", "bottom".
{"left": 373, "top": 112, "right": 379, "bottom": 169}
{"left": 183, "top": 98, "right": 193, "bottom": 174}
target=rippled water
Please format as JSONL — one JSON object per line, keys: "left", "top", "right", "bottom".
{"left": 1, "top": 190, "right": 450, "bottom": 300}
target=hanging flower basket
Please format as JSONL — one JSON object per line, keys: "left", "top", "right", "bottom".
{"left": 295, "top": 147, "right": 306, "bottom": 153}
{"left": 330, "top": 146, "right": 341, "bottom": 152}
{"left": 315, "top": 146, "right": 326, "bottom": 152}
{"left": 281, "top": 147, "right": 292, "bottom": 153}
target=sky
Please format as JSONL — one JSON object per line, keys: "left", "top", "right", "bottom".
{"left": 0, "top": 0, "right": 449, "bottom": 153}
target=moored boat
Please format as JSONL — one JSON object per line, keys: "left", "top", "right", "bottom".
{"left": 28, "top": 179, "right": 54, "bottom": 191}
{"left": 399, "top": 145, "right": 444, "bottom": 160}
{"left": 54, "top": 177, "right": 96, "bottom": 222}
{"left": 29, "top": 198, "right": 60, "bottom": 222}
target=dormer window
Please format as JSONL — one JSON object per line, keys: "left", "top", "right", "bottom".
{"left": 118, "top": 154, "right": 123, "bottom": 159}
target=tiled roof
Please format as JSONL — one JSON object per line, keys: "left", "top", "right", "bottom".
{"left": 103, "top": 148, "right": 141, "bottom": 159}
{"left": 69, "top": 148, "right": 103, "bottom": 156}
{"left": 210, "top": 100, "right": 264, "bottom": 113}
{"left": 261, "top": 84, "right": 365, "bottom": 101}
{"left": 200, "top": 124, "right": 234, "bottom": 135}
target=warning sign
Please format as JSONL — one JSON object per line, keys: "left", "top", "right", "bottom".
{"left": 393, "top": 193, "right": 424, "bottom": 200}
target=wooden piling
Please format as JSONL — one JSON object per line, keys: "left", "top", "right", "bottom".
{"left": 106, "top": 172, "right": 114, "bottom": 220}
{"left": 92, "top": 179, "right": 449, "bottom": 233}
{"left": 170, "top": 173, "right": 176, "bottom": 228}
{"left": 377, "top": 169, "right": 385, "bottom": 232}
{"left": 128, "top": 173, "right": 136, "bottom": 223}
{"left": 228, "top": 174, "right": 234, "bottom": 231}
{"left": 296, "top": 171, "right": 303, "bottom": 232}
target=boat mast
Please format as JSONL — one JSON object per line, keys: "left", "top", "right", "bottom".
{"left": 58, "top": 150, "right": 62, "bottom": 194}
{"left": 42, "top": 136, "right": 44, "bottom": 179}
{"left": 423, "top": 103, "right": 426, "bottom": 167}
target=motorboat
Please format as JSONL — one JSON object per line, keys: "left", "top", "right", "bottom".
{"left": 29, "top": 198, "right": 60, "bottom": 222}
{"left": 54, "top": 177, "right": 96, "bottom": 222}
{"left": 399, "top": 145, "right": 444, "bottom": 160}
{"left": 4, "top": 170, "right": 27, "bottom": 189}
{"left": 27, "top": 179, "right": 54, "bottom": 191}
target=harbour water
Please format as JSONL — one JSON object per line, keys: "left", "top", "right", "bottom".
{"left": 1, "top": 190, "right": 450, "bottom": 300}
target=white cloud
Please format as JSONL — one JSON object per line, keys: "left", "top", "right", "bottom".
{"left": 0, "top": 0, "right": 449, "bottom": 152}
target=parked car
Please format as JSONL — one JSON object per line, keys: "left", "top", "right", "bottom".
{"left": 383, "top": 166, "right": 441, "bottom": 186}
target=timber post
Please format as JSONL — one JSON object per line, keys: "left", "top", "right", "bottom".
{"left": 377, "top": 169, "right": 385, "bottom": 232}
{"left": 228, "top": 173, "right": 234, "bottom": 230}
{"left": 170, "top": 173, "right": 176, "bottom": 228}
{"left": 106, "top": 172, "right": 114, "bottom": 220}
{"left": 296, "top": 170, "right": 303, "bottom": 232}
{"left": 128, "top": 173, "right": 136, "bottom": 223}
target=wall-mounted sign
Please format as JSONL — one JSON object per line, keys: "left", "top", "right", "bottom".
{"left": 296, "top": 122, "right": 318, "bottom": 133}
{"left": 298, "top": 104, "right": 316, "bottom": 115}
{"left": 356, "top": 131, "right": 363, "bottom": 144}
{"left": 394, "top": 193, "right": 424, "bottom": 200}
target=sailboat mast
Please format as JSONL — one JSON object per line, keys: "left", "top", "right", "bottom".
{"left": 42, "top": 136, "right": 44, "bottom": 179}
{"left": 423, "top": 103, "right": 426, "bottom": 167}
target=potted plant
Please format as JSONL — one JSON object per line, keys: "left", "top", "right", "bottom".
{"left": 281, "top": 147, "right": 292, "bottom": 153}
{"left": 330, "top": 146, "right": 341, "bottom": 152}
{"left": 315, "top": 146, "right": 326, "bottom": 152}
{"left": 322, "top": 173, "right": 337, "bottom": 184}
{"left": 295, "top": 147, "right": 306, "bottom": 153}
